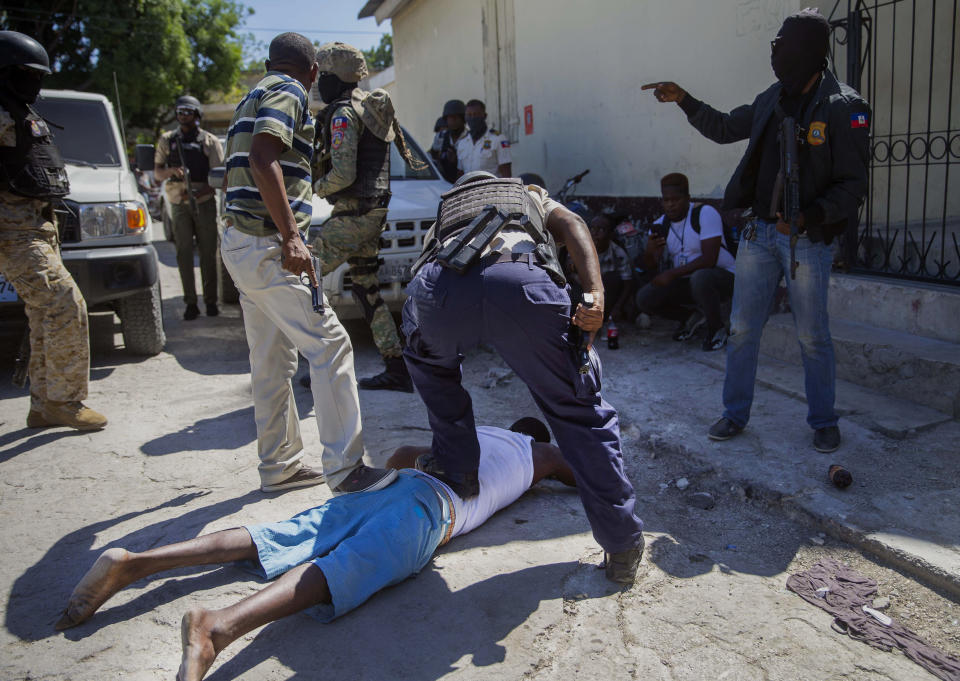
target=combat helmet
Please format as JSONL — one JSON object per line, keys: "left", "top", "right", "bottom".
{"left": 442, "top": 99, "right": 466, "bottom": 117}
{"left": 0, "top": 31, "right": 51, "bottom": 74}
{"left": 175, "top": 95, "right": 202, "bottom": 117}
{"left": 316, "top": 42, "right": 368, "bottom": 83}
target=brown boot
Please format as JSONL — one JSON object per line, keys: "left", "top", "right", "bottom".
{"left": 27, "top": 408, "right": 54, "bottom": 428}
{"left": 41, "top": 401, "right": 108, "bottom": 431}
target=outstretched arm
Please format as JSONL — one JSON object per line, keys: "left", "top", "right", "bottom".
{"left": 642, "top": 80, "right": 755, "bottom": 144}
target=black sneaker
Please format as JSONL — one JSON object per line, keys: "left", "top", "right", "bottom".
{"left": 702, "top": 327, "right": 729, "bottom": 352}
{"left": 602, "top": 535, "right": 645, "bottom": 584}
{"left": 813, "top": 425, "right": 841, "bottom": 453}
{"left": 358, "top": 357, "right": 414, "bottom": 393}
{"left": 672, "top": 311, "right": 705, "bottom": 342}
{"left": 206, "top": 304, "right": 219, "bottom": 317}
{"left": 415, "top": 453, "right": 479, "bottom": 499}
{"left": 261, "top": 466, "right": 325, "bottom": 492}
{"left": 333, "top": 464, "right": 398, "bottom": 495}
{"left": 184, "top": 303, "right": 200, "bottom": 321}
{"left": 708, "top": 417, "right": 744, "bottom": 441}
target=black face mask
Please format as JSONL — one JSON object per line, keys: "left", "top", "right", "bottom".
{"left": 5, "top": 68, "right": 43, "bottom": 104}
{"left": 771, "top": 14, "right": 830, "bottom": 96}
{"left": 317, "top": 73, "right": 347, "bottom": 104}
{"left": 466, "top": 116, "right": 487, "bottom": 141}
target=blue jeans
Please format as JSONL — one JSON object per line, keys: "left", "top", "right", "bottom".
{"left": 722, "top": 219, "right": 837, "bottom": 430}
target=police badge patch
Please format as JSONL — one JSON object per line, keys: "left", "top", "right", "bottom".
{"left": 332, "top": 130, "right": 345, "bottom": 149}
{"left": 483, "top": 139, "right": 492, "bottom": 150}
{"left": 807, "top": 121, "right": 826, "bottom": 146}
{"left": 29, "top": 119, "right": 49, "bottom": 137}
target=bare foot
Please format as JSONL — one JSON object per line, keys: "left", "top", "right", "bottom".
{"left": 177, "top": 609, "right": 218, "bottom": 681}
{"left": 56, "top": 548, "right": 133, "bottom": 630}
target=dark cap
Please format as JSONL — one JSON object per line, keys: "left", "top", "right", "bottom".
{"left": 0, "top": 31, "right": 51, "bottom": 74}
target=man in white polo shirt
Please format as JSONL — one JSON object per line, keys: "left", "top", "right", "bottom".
{"left": 456, "top": 99, "right": 512, "bottom": 177}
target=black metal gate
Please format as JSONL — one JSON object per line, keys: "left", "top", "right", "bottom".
{"left": 829, "top": 0, "right": 960, "bottom": 285}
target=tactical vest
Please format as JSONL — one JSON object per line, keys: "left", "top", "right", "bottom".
{"left": 167, "top": 130, "right": 210, "bottom": 184}
{"left": 321, "top": 96, "right": 390, "bottom": 204}
{"left": 428, "top": 177, "right": 566, "bottom": 285}
{"left": 0, "top": 93, "right": 70, "bottom": 200}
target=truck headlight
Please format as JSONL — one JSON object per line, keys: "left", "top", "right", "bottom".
{"left": 79, "top": 202, "right": 147, "bottom": 239}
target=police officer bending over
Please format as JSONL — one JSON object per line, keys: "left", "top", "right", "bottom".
{"left": 308, "top": 41, "right": 424, "bottom": 392}
{"left": 403, "top": 171, "right": 645, "bottom": 584}
{"left": 0, "top": 31, "right": 107, "bottom": 431}
{"left": 644, "top": 8, "right": 870, "bottom": 453}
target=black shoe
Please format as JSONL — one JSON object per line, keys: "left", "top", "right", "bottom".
{"left": 415, "top": 453, "right": 480, "bottom": 499}
{"left": 184, "top": 303, "right": 200, "bottom": 321}
{"left": 299, "top": 374, "right": 312, "bottom": 389}
{"left": 358, "top": 356, "right": 414, "bottom": 392}
{"left": 603, "top": 536, "right": 645, "bottom": 585}
{"left": 672, "top": 311, "right": 705, "bottom": 341}
{"left": 206, "top": 304, "right": 219, "bottom": 317}
{"left": 261, "top": 466, "right": 325, "bottom": 492}
{"left": 708, "top": 417, "right": 743, "bottom": 441}
{"left": 813, "top": 425, "right": 841, "bottom": 453}
{"left": 702, "top": 327, "right": 728, "bottom": 352}
{"left": 332, "top": 464, "right": 398, "bottom": 495}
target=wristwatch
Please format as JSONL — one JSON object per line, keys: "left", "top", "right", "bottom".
{"left": 582, "top": 292, "right": 595, "bottom": 308}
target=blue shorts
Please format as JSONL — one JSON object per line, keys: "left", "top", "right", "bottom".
{"left": 242, "top": 471, "right": 449, "bottom": 622}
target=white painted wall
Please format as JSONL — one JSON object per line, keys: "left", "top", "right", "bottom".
{"left": 391, "top": 0, "right": 803, "bottom": 198}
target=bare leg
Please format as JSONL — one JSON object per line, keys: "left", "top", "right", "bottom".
{"left": 57, "top": 528, "right": 256, "bottom": 630}
{"left": 532, "top": 443, "right": 577, "bottom": 487}
{"left": 178, "top": 562, "right": 329, "bottom": 681}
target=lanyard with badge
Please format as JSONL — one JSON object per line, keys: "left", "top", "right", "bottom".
{"left": 670, "top": 211, "right": 690, "bottom": 267}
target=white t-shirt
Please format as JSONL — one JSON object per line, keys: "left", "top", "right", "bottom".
{"left": 658, "top": 204, "right": 736, "bottom": 274}
{"left": 456, "top": 128, "right": 512, "bottom": 174}
{"left": 428, "top": 426, "right": 535, "bottom": 538}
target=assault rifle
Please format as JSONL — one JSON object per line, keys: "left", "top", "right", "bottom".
{"left": 175, "top": 132, "right": 199, "bottom": 219}
{"left": 775, "top": 114, "right": 801, "bottom": 279}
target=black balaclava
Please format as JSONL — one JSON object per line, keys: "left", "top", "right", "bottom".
{"left": 317, "top": 72, "right": 350, "bottom": 104}
{"left": 466, "top": 114, "right": 487, "bottom": 142}
{"left": 3, "top": 67, "right": 43, "bottom": 104}
{"left": 771, "top": 8, "right": 831, "bottom": 96}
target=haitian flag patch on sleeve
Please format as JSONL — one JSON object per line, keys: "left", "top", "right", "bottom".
{"left": 850, "top": 112, "right": 869, "bottom": 129}
{"left": 331, "top": 116, "right": 349, "bottom": 131}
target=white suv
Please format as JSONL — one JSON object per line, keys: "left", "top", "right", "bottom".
{"left": 307, "top": 129, "right": 449, "bottom": 319}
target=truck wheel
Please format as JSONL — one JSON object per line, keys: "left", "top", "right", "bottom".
{"left": 218, "top": 248, "right": 240, "bottom": 304}
{"left": 118, "top": 281, "right": 166, "bottom": 355}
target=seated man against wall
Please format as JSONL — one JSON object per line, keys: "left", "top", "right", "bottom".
{"left": 589, "top": 214, "right": 636, "bottom": 322}
{"left": 635, "top": 173, "right": 736, "bottom": 351}
{"left": 56, "top": 420, "right": 578, "bottom": 681}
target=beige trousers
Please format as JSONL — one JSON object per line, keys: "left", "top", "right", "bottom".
{"left": 220, "top": 225, "right": 364, "bottom": 488}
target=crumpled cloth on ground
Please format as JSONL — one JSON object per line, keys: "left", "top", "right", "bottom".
{"left": 787, "top": 558, "right": 960, "bottom": 681}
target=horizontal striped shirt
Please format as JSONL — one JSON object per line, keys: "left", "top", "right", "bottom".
{"left": 224, "top": 72, "right": 316, "bottom": 236}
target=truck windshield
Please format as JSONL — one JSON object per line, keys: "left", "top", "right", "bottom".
{"left": 391, "top": 127, "right": 437, "bottom": 180}
{"left": 33, "top": 97, "right": 120, "bottom": 167}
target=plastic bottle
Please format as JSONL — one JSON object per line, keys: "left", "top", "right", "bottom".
{"left": 607, "top": 317, "right": 619, "bottom": 350}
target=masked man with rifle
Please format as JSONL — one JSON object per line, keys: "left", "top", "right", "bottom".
{"left": 154, "top": 95, "right": 224, "bottom": 320}
{"left": 0, "top": 31, "right": 107, "bottom": 431}
{"left": 644, "top": 8, "right": 870, "bottom": 453}
{"left": 307, "top": 41, "right": 424, "bottom": 392}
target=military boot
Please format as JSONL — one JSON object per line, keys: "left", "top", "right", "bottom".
{"left": 27, "top": 406, "right": 53, "bottom": 428}
{"left": 357, "top": 356, "right": 414, "bottom": 392}
{"left": 41, "top": 401, "right": 108, "bottom": 431}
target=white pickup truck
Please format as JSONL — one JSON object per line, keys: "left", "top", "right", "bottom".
{"left": 0, "top": 89, "right": 165, "bottom": 355}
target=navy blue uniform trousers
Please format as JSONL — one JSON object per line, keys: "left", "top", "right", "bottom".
{"left": 402, "top": 259, "right": 643, "bottom": 553}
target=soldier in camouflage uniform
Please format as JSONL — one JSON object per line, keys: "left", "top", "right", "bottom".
{"left": 307, "top": 41, "right": 424, "bottom": 392}
{"left": 0, "top": 31, "right": 107, "bottom": 430}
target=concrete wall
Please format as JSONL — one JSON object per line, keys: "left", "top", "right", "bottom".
{"left": 392, "top": 0, "right": 804, "bottom": 197}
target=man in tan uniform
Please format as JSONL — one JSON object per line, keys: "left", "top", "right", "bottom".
{"left": 308, "top": 42, "right": 424, "bottom": 392}
{"left": 154, "top": 95, "right": 224, "bottom": 320}
{"left": 0, "top": 31, "right": 106, "bottom": 430}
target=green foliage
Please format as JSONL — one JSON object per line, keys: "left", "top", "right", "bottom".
{"left": 0, "top": 0, "right": 251, "bottom": 135}
{"left": 362, "top": 34, "right": 392, "bottom": 73}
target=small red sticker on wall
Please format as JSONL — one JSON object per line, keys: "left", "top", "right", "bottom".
{"left": 524, "top": 105, "right": 534, "bottom": 135}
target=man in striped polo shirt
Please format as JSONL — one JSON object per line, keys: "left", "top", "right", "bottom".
{"left": 220, "top": 32, "right": 396, "bottom": 495}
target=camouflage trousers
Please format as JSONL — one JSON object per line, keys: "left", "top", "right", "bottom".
{"left": 314, "top": 206, "right": 403, "bottom": 359}
{"left": 0, "top": 221, "right": 89, "bottom": 403}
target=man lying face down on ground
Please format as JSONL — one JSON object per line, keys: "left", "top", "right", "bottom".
{"left": 56, "top": 418, "right": 579, "bottom": 681}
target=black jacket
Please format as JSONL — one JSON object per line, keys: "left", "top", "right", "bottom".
{"left": 679, "top": 70, "right": 871, "bottom": 243}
